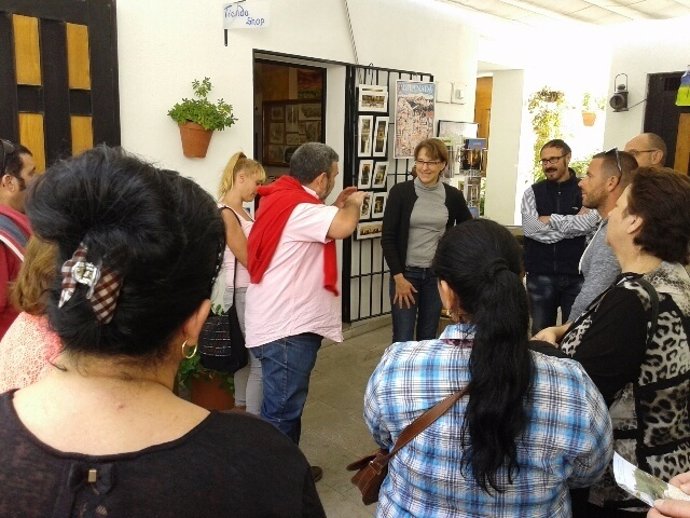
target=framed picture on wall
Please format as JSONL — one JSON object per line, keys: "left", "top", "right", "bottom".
{"left": 360, "top": 192, "right": 372, "bottom": 219}
{"left": 358, "top": 115, "right": 374, "bottom": 157}
{"left": 358, "top": 84, "right": 389, "bottom": 113}
{"left": 372, "top": 116, "right": 389, "bottom": 157}
{"left": 371, "top": 192, "right": 387, "bottom": 218}
{"left": 263, "top": 100, "right": 323, "bottom": 166}
{"left": 372, "top": 162, "right": 388, "bottom": 188}
{"left": 357, "top": 160, "right": 374, "bottom": 189}
{"left": 356, "top": 220, "right": 383, "bottom": 240}
{"left": 394, "top": 80, "right": 435, "bottom": 158}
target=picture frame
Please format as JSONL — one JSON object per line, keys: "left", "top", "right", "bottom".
{"left": 437, "top": 120, "right": 478, "bottom": 145}
{"left": 356, "top": 220, "right": 383, "bottom": 240}
{"left": 372, "top": 161, "right": 388, "bottom": 189}
{"left": 394, "top": 80, "right": 436, "bottom": 159}
{"left": 372, "top": 192, "right": 387, "bottom": 218}
{"left": 263, "top": 100, "right": 324, "bottom": 166}
{"left": 372, "top": 116, "right": 389, "bottom": 157}
{"left": 357, "top": 84, "right": 389, "bottom": 113}
{"left": 360, "top": 192, "right": 372, "bottom": 220}
{"left": 357, "top": 160, "right": 374, "bottom": 189}
{"left": 358, "top": 115, "right": 374, "bottom": 157}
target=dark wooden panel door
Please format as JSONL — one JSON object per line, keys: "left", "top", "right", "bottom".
{"left": 0, "top": 0, "right": 119, "bottom": 171}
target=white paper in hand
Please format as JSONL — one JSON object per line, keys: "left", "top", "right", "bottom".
{"left": 613, "top": 452, "right": 690, "bottom": 506}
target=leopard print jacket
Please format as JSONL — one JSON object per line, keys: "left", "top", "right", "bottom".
{"left": 561, "top": 261, "right": 690, "bottom": 510}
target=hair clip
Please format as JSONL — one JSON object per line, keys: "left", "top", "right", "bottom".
{"left": 59, "top": 242, "right": 123, "bottom": 324}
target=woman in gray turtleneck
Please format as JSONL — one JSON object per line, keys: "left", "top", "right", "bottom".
{"left": 381, "top": 138, "right": 472, "bottom": 342}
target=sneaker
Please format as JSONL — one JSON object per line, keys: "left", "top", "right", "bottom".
{"left": 310, "top": 465, "right": 323, "bottom": 483}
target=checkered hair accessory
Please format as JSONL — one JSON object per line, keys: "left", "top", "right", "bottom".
{"left": 58, "top": 242, "right": 123, "bottom": 324}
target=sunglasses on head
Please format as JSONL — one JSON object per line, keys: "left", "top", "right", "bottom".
{"left": 606, "top": 147, "right": 622, "bottom": 175}
{"left": 0, "top": 139, "right": 16, "bottom": 176}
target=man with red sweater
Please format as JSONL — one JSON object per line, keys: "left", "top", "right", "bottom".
{"left": 245, "top": 143, "right": 364, "bottom": 480}
{"left": 0, "top": 140, "right": 35, "bottom": 338}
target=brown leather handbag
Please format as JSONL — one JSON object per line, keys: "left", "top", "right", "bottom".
{"left": 346, "top": 385, "right": 469, "bottom": 505}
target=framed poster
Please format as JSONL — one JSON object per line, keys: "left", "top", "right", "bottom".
{"left": 360, "top": 192, "right": 372, "bottom": 220}
{"left": 394, "top": 80, "right": 436, "bottom": 159}
{"left": 372, "top": 116, "right": 389, "bottom": 157}
{"left": 372, "top": 162, "right": 388, "bottom": 188}
{"left": 357, "top": 160, "right": 373, "bottom": 189}
{"left": 358, "top": 115, "right": 374, "bottom": 157}
{"left": 372, "top": 192, "right": 387, "bottom": 218}
{"left": 357, "top": 84, "right": 388, "bottom": 112}
{"left": 263, "top": 100, "right": 323, "bottom": 166}
{"left": 356, "top": 220, "right": 383, "bottom": 240}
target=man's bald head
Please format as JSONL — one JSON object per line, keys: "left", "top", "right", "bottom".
{"left": 624, "top": 133, "right": 666, "bottom": 167}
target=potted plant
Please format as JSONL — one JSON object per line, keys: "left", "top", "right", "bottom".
{"left": 581, "top": 92, "right": 597, "bottom": 126}
{"left": 168, "top": 77, "right": 238, "bottom": 158}
{"left": 528, "top": 87, "right": 566, "bottom": 182}
{"left": 177, "top": 355, "right": 235, "bottom": 411}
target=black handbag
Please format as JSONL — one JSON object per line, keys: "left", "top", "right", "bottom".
{"left": 198, "top": 207, "right": 249, "bottom": 374}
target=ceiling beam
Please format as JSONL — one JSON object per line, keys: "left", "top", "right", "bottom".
{"left": 493, "top": 0, "right": 581, "bottom": 23}
{"left": 580, "top": 0, "right": 656, "bottom": 20}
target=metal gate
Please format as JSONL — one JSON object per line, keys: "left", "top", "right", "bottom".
{"left": 342, "top": 65, "right": 433, "bottom": 323}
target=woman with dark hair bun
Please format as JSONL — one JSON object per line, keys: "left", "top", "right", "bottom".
{"left": 0, "top": 146, "right": 325, "bottom": 517}
{"left": 364, "top": 218, "right": 612, "bottom": 517}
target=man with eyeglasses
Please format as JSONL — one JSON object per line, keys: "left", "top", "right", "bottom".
{"left": 0, "top": 139, "right": 35, "bottom": 338}
{"left": 623, "top": 132, "right": 666, "bottom": 168}
{"left": 521, "top": 139, "right": 599, "bottom": 335}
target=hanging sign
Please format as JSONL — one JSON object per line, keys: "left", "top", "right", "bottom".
{"left": 223, "top": 1, "right": 271, "bottom": 29}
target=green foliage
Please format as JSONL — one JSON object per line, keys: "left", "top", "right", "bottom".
{"left": 168, "top": 77, "right": 238, "bottom": 131}
{"left": 582, "top": 92, "right": 605, "bottom": 112}
{"left": 176, "top": 354, "right": 234, "bottom": 394}
{"left": 569, "top": 157, "right": 591, "bottom": 177}
{"left": 528, "top": 87, "right": 566, "bottom": 183}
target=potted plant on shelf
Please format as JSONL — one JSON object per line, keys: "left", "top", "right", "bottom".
{"left": 177, "top": 355, "right": 235, "bottom": 411}
{"left": 168, "top": 77, "right": 238, "bottom": 158}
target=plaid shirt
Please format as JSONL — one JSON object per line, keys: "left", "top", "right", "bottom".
{"left": 364, "top": 324, "right": 612, "bottom": 518}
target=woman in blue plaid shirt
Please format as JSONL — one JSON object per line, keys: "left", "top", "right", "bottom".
{"left": 364, "top": 219, "right": 612, "bottom": 517}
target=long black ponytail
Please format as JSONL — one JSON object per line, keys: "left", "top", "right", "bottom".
{"left": 432, "top": 219, "right": 532, "bottom": 493}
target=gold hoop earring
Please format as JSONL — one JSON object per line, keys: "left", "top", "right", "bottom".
{"left": 181, "top": 340, "right": 198, "bottom": 359}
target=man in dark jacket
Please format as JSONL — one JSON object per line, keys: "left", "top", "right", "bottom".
{"left": 521, "top": 139, "right": 597, "bottom": 335}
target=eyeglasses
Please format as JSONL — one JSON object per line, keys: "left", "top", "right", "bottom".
{"left": 0, "top": 139, "right": 15, "bottom": 176}
{"left": 627, "top": 149, "right": 655, "bottom": 158}
{"left": 414, "top": 160, "right": 442, "bottom": 168}
{"left": 606, "top": 147, "right": 622, "bottom": 175}
{"left": 539, "top": 155, "right": 566, "bottom": 166}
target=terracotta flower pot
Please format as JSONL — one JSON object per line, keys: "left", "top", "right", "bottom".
{"left": 178, "top": 121, "right": 214, "bottom": 158}
{"left": 189, "top": 374, "right": 234, "bottom": 411}
{"left": 581, "top": 111, "right": 597, "bottom": 127}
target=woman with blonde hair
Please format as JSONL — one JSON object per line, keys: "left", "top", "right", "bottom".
{"left": 0, "top": 236, "right": 61, "bottom": 392}
{"left": 218, "top": 151, "right": 266, "bottom": 413}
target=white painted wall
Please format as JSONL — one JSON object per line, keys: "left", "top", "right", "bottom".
{"left": 603, "top": 16, "right": 690, "bottom": 149}
{"left": 116, "top": 0, "right": 480, "bottom": 196}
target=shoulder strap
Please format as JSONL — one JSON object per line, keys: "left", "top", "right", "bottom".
{"left": 384, "top": 385, "right": 469, "bottom": 461}
{"left": 219, "top": 205, "right": 242, "bottom": 302}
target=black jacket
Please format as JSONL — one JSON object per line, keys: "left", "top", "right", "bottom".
{"left": 381, "top": 180, "right": 472, "bottom": 276}
{"left": 524, "top": 173, "right": 586, "bottom": 276}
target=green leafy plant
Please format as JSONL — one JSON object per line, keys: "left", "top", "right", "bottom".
{"left": 528, "top": 87, "right": 566, "bottom": 182}
{"left": 168, "top": 77, "right": 237, "bottom": 131}
{"left": 177, "top": 354, "right": 234, "bottom": 394}
{"left": 582, "top": 92, "right": 606, "bottom": 112}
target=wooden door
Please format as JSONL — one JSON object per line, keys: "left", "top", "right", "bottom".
{"left": 674, "top": 113, "right": 690, "bottom": 174}
{"left": 0, "top": 0, "right": 119, "bottom": 171}
{"left": 474, "top": 77, "right": 493, "bottom": 140}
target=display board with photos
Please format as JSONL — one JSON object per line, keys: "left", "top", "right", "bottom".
{"left": 355, "top": 84, "right": 390, "bottom": 240}
{"left": 262, "top": 100, "right": 323, "bottom": 166}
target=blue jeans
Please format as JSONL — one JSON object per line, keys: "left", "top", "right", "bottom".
{"left": 526, "top": 273, "right": 583, "bottom": 335}
{"left": 250, "top": 333, "right": 322, "bottom": 444}
{"left": 390, "top": 267, "right": 442, "bottom": 342}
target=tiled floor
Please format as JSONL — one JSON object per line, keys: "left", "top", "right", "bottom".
{"left": 300, "top": 320, "right": 393, "bottom": 517}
